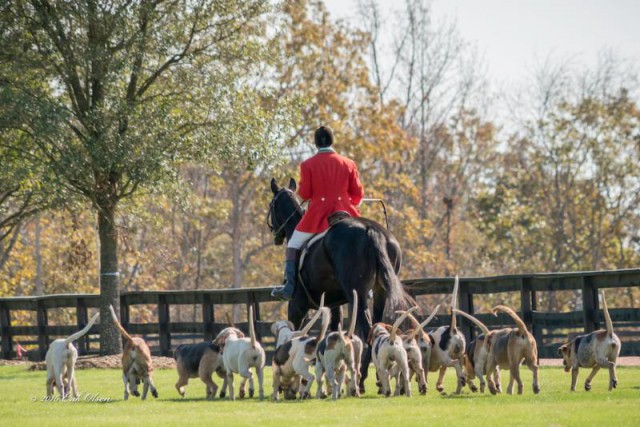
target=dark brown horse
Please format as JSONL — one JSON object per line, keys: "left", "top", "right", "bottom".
{"left": 267, "top": 178, "right": 412, "bottom": 390}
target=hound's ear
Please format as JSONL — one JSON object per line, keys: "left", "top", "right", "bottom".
{"left": 271, "top": 178, "right": 279, "bottom": 194}
{"left": 288, "top": 178, "right": 296, "bottom": 192}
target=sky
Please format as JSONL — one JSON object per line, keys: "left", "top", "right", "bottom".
{"left": 322, "top": 0, "right": 640, "bottom": 86}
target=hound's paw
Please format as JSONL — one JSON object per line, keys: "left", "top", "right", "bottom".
{"left": 611, "top": 379, "right": 618, "bottom": 389}
{"left": 219, "top": 391, "right": 226, "bottom": 399}
{"left": 584, "top": 382, "right": 592, "bottom": 392}
{"left": 359, "top": 384, "right": 366, "bottom": 394}
{"left": 132, "top": 390, "right": 140, "bottom": 397}
{"left": 470, "top": 384, "right": 478, "bottom": 393}
{"left": 249, "top": 388, "right": 254, "bottom": 398}
{"left": 239, "top": 390, "right": 246, "bottom": 399}
{"left": 436, "top": 385, "right": 444, "bottom": 393}
{"left": 384, "top": 390, "right": 391, "bottom": 398}
{"left": 152, "top": 389, "right": 158, "bottom": 398}
{"left": 419, "top": 385, "right": 427, "bottom": 395}
{"left": 459, "top": 377, "right": 467, "bottom": 387}
{"left": 300, "top": 391, "right": 311, "bottom": 400}
{"left": 489, "top": 387, "right": 497, "bottom": 395}
{"left": 533, "top": 385, "right": 540, "bottom": 395}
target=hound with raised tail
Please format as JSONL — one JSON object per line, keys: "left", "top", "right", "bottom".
{"left": 485, "top": 305, "right": 540, "bottom": 395}
{"left": 272, "top": 297, "right": 330, "bottom": 400}
{"left": 109, "top": 305, "right": 158, "bottom": 400}
{"left": 45, "top": 312, "right": 100, "bottom": 399}
{"left": 425, "top": 276, "right": 467, "bottom": 394}
{"left": 398, "top": 305, "right": 440, "bottom": 395}
{"left": 271, "top": 294, "right": 326, "bottom": 349}
{"left": 314, "top": 290, "right": 364, "bottom": 400}
{"left": 369, "top": 307, "right": 419, "bottom": 397}
{"left": 558, "top": 290, "right": 621, "bottom": 391}
{"left": 453, "top": 308, "right": 507, "bottom": 393}
{"left": 215, "top": 306, "right": 266, "bottom": 400}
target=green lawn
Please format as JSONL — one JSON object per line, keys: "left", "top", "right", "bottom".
{"left": 0, "top": 365, "right": 637, "bottom": 426}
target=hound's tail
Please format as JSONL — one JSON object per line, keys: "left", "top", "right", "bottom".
{"left": 369, "top": 228, "right": 412, "bottom": 313}
{"left": 451, "top": 276, "right": 460, "bottom": 332}
{"left": 390, "top": 306, "right": 418, "bottom": 342}
{"left": 347, "top": 290, "right": 358, "bottom": 339}
{"left": 249, "top": 305, "right": 257, "bottom": 349}
{"left": 317, "top": 307, "right": 331, "bottom": 343}
{"left": 453, "top": 309, "right": 490, "bottom": 335}
{"left": 601, "top": 290, "right": 614, "bottom": 338}
{"left": 406, "top": 304, "right": 440, "bottom": 339}
{"left": 493, "top": 305, "right": 527, "bottom": 337}
{"left": 109, "top": 305, "right": 134, "bottom": 344}
{"left": 300, "top": 293, "right": 326, "bottom": 337}
{"left": 225, "top": 312, "right": 236, "bottom": 328}
{"left": 64, "top": 312, "right": 100, "bottom": 346}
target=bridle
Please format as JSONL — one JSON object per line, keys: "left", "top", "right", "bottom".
{"left": 266, "top": 189, "right": 304, "bottom": 239}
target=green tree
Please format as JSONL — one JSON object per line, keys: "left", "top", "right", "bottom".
{"left": 0, "top": 0, "right": 276, "bottom": 353}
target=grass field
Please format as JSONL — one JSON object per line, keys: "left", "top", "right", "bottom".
{"left": 0, "top": 365, "right": 638, "bottom": 426}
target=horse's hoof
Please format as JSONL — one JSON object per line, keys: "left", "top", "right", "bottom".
{"left": 533, "top": 386, "right": 540, "bottom": 394}
{"left": 436, "top": 385, "right": 444, "bottom": 393}
{"left": 152, "top": 390, "right": 158, "bottom": 398}
{"left": 132, "top": 390, "right": 140, "bottom": 397}
{"left": 585, "top": 383, "right": 592, "bottom": 392}
{"left": 239, "top": 390, "right": 246, "bottom": 399}
{"left": 219, "top": 391, "right": 226, "bottom": 399}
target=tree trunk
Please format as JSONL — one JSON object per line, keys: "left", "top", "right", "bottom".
{"left": 98, "top": 203, "right": 122, "bottom": 355}
{"left": 34, "top": 215, "right": 44, "bottom": 295}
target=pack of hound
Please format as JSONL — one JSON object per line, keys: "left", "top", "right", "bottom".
{"left": 41, "top": 278, "right": 621, "bottom": 401}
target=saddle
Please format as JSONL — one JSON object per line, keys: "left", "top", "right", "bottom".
{"left": 298, "top": 211, "right": 352, "bottom": 272}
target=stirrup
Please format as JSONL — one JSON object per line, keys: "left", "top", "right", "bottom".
{"left": 271, "top": 285, "right": 293, "bottom": 301}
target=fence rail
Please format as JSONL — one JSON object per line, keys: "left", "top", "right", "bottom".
{"left": 1, "top": 268, "right": 639, "bottom": 361}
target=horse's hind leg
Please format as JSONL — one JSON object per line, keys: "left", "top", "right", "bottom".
{"left": 356, "top": 300, "right": 372, "bottom": 393}
{"left": 330, "top": 306, "right": 341, "bottom": 332}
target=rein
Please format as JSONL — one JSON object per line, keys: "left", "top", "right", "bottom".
{"left": 266, "top": 189, "right": 304, "bottom": 238}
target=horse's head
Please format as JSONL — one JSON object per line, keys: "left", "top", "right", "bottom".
{"left": 267, "top": 178, "right": 303, "bottom": 245}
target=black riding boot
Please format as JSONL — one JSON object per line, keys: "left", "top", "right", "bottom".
{"left": 271, "top": 248, "right": 299, "bottom": 301}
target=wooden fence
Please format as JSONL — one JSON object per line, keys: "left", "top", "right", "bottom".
{"left": 1, "top": 268, "right": 639, "bottom": 361}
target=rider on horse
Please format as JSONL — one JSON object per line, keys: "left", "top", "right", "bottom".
{"left": 271, "top": 126, "right": 365, "bottom": 301}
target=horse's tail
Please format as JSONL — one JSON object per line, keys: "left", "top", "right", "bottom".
{"left": 368, "top": 228, "right": 409, "bottom": 312}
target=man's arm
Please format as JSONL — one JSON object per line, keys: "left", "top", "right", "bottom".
{"left": 298, "top": 162, "right": 312, "bottom": 200}
{"left": 348, "top": 163, "right": 364, "bottom": 206}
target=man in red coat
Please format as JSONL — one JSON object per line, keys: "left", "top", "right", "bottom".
{"left": 272, "top": 126, "right": 364, "bottom": 300}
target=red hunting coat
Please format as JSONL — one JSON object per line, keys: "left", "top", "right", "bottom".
{"left": 296, "top": 150, "right": 364, "bottom": 234}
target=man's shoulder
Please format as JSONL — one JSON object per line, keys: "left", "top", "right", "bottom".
{"left": 306, "top": 151, "right": 355, "bottom": 165}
